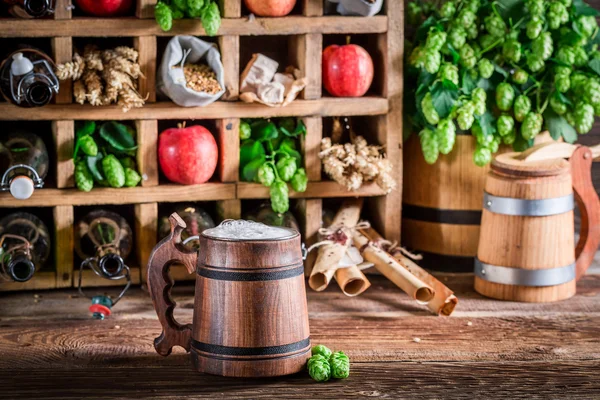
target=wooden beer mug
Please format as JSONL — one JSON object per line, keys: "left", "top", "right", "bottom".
{"left": 147, "top": 215, "right": 311, "bottom": 377}
{"left": 475, "top": 145, "right": 600, "bottom": 302}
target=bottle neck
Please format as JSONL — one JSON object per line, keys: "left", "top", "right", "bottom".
{"left": 23, "top": 0, "right": 51, "bottom": 17}
{"left": 7, "top": 252, "right": 35, "bottom": 282}
{"left": 24, "top": 80, "right": 53, "bottom": 106}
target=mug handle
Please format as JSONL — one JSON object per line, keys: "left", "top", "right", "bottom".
{"left": 571, "top": 146, "right": 600, "bottom": 281}
{"left": 147, "top": 213, "right": 198, "bottom": 356}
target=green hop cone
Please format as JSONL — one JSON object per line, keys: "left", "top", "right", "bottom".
{"left": 547, "top": 2, "right": 568, "bottom": 29}
{"left": 479, "top": 34, "right": 497, "bottom": 50}
{"left": 559, "top": 0, "right": 572, "bottom": 7}
{"left": 503, "top": 38, "right": 522, "bottom": 63}
{"left": 424, "top": 50, "right": 441, "bottom": 74}
{"left": 290, "top": 168, "right": 308, "bottom": 192}
{"left": 79, "top": 135, "right": 98, "bottom": 157}
{"left": 473, "top": 145, "right": 492, "bottom": 167}
{"left": 276, "top": 157, "right": 297, "bottom": 182}
{"left": 439, "top": 63, "right": 459, "bottom": 85}
{"left": 474, "top": 124, "right": 494, "bottom": 147}
{"left": 457, "top": 102, "right": 475, "bottom": 130}
{"left": 526, "top": 52, "right": 545, "bottom": 72}
{"left": 464, "top": 0, "right": 480, "bottom": 13}
{"left": 330, "top": 351, "right": 350, "bottom": 379}
{"left": 497, "top": 114, "right": 515, "bottom": 137}
{"left": 170, "top": 5, "right": 184, "bottom": 19}
{"left": 472, "top": 88, "right": 487, "bottom": 116}
{"left": 526, "top": 17, "right": 544, "bottom": 39}
{"left": 201, "top": 1, "right": 221, "bottom": 37}
{"left": 532, "top": 32, "right": 553, "bottom": 60}
{"left": 421, "top": 93, "right": 440, "bottom": 125}
{"left": 489, "top": 136, "right": 501, "bottom": 153}
{"left": 440, "top": 1, "right": 456, "bottom": 18}
{"left": 407, "top": 2, "right": 422, "bottom": 25}
{"left": 565, "top": 111, "right": 576, "bottom": 126}
{"left": 187, "top": 0, "right": 204, "bottom": 17}
{"left": 584, "top": 79, "right": 600, "bottom": 105}
{"left": 154, "top": 2, "right": 173, "bottom": 32}
{"left": 426, "top": 30, "right": 447, "bottom": 52}
{"left": 478, "top": 58, "right": 494, "bottom": 79}
{"left": 574, "top": 103, "right": 594, "bottom": 134}
{"left": 257, "top": 163, "right": 275, "bottom": 187}
{"left": 312, "top": 345, "right": 333, "bottom": 358}
{"left": 575, "top": 15, "right": 598, "bottom": 38}
{"left": 496, "top": 83, "right": 515, "bottom": 111}
{"left": 485, "top": 15, "right": 506, "bottom": 37}
{"left": 124, "top": 168, "right": 142, "bottom": 187}
{"left": 466, "top": 23, "right": 478, "bottom": 40}
{"left": 102, "top": 154, "right": 125, "bottom": 188}
{"left": 308, "top": 355, "right": 331, "bottom": 382}
{"left": 239, "top": 121, "right": 251, "bottom": 140}
{"left": 457, "top": 9, "right": 476, "bottom": 28}
{"left": 550, "top": 93, "right": 568, "bottom": 115}
{"left": 526, "top": 0, "right": 545, "bottom": 16}
{"left": 574, "top": 47, "right": 589, "bottom": 67}
{"left": 270, "top": 180, "right": 289, "bottom": 213}
{"left": 409, "top": 46, "right": 425, "bottom": 68}
{"left": 459, "top": 43, "right": 477, "bottom": 69}
{"left": 448, "top": 27, "right": 467, "bottom": 50}
{"left": 556, "top": 46, "right": 575, "bottom": 65}
{"left": 419, "top": 128, "right": 439, "bottom": 165}
{"left": 521, "top": 112, "right": 543, "bottom": 140}
{"left": 555, "top": 73, "right": 571, "bottom": 93}
{"left": 503, "top": 130, "right": 517, "bottom": 145}
{"left": 436, "top": 118, "right": 456, "bottom": 155}
{"left": 512, "top": 69, "right": 528, "bottom": 84}
{"left": 119, "top": 157, "right": 136, "bottom": 170}
{"left": 571, "top": 72, "right": 588, "bottom": 95}
{"left": 75, "top": 160, "right": 94, "bottom": 192}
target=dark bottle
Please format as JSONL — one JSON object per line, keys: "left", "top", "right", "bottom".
{"left": 0, "top": 212, "right": 50, "bottom": 282}
{"left": 75, "top": 210, "right": 133, "bottom": 320}
{"left": 0, "top": 49, "right": 59, "bottom": 107}
{"left": 0, "top": 131, "right": 49, "bottom": 200}
{"left": 158, "top": 206, "right": 215, "bottom": 250}
{"left": 3, "top": 0, "right": 55, "bottom": 18}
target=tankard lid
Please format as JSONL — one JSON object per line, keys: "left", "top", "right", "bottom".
{"left": 202, "top": 219, "right": 298, "bottom": 242}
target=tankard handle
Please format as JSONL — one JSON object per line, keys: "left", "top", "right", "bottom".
{"left": 147, "top": 213, "right": 198, "bottom": 356}
{"left": 571, "top": 146, "right": 600, "bottom": 281}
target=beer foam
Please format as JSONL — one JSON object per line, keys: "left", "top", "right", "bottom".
{"left": 202, "top": 220, "right": 296, "bottom": 240}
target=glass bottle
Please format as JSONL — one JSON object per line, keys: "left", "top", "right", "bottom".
{"left": 0, "top": 131, "right": 49, "bottom": 200}
{"left": 75, "top": 209, "right": 133, "bottom": 319}
{"left": 0, "top": 49, "right": 59, "bottom": 107}
{"left": 0, "top": 212, "right": 50, "bottom": 282}
{"left": 3, "top": 0, "right": 55, "bottom": 18}
{"left": 158, "top": 206, "right": 215, "bottom": 250}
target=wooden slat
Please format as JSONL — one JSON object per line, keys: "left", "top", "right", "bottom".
{"left": 51, "top": 37, "right": 72, "bottom": 104}
{"left": 136, "top": 0, "right": 157, "bottom": 19}
{"left": 79, "top": 267, "right": 142, "bottom": 287}
{"left": 134, "top": 36, "right": 157, "bottom": 103}
{"left": 135, "top": 120, "right": 159, "bottom": 187}
{"left": 303, "top": 0, "right": 324, "bottom": 16}
{"left": 301, "top": 117, "right": 322, "bottom": 181}
{"left": 218, "top": 35, "right": 240, "bottom": 101}
{"left": 237, "top": 181, "right": 386, "bottom": 199}
{"left": 135, "top": 203, "right": 157, "bottom": 283}
{"left": 0, "top": 271, "right": 56, "bottom": 292}
{"left": 0, "top": 16, "right": 388, "bottom": 37}
{"left": 53, "top": 205, "right": 74, "bottom": 288}
{"left": 216, "top": 118, "right": 240, "bottom": 183}
{"left": 0, "top": 183, "right": 236, "bottom": 207}
{"left": 53, "top": 0, "right": 72, "bottom": 20}
{"left": 295, "top": 199, "right": 322, "bottom": 275}
{"left": 221, "top": 0, "right": 242, "bottom": 18}
{"left": 289, "top": 34, "right": 322, "bottom": 100}
{"left": 52, "top": 120, "right": 75, "bottom": 189}
{"left": 0, "top": 98, "right": 389, "bottom": 121}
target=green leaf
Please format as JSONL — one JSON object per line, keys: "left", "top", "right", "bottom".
{"left": 99, "top": 122, "right": 137, "bottom": 152}
{"left": 497, "top": 0, "right": 525, "bottom": 21}
{"left": 573, "top": 0, "right": 600, "bottom": 16}
{"left": 417, "top": 69, "right": 435, "bottom": 94}
{"left": 415, "top": 16, "right": 439, "bottom": 42}
{"left": 242, "top": 157, "right": 266, "bottom": 182}
{"left": 493, "top": 63, "right": 508, "bottom": 78}
{"left": 446, "top": 43, "right": 460, "bottom": 65}
{"left": 76, "top": 121, "right": 96, "bottom": 138}
{"left": 86, "top": 153, "right": 104, "bottom": 182}
{"left": 461, "top": 69, "right": 477, "bottom": 95}
{"left": 430, "top": 80, "right": 459, "bottom": 119}
{"left": 475, "top": 112, "right": 497, "bottom": 137}
{"left": 544, "top": 109, "right": 578, "bottom": 143}
{"left": 250, "top": 121, "right": 279, "bottom": 141}
{"left": 279, "top": 140, "right": 302, "bottom": 168}
{"left": 556, "top": 91, "right": 574, "bottom": 107}
{"left": 279, "top": 119, "right": 306, "bottom": 138}
{"left": 513, "top": 134, "right": 533, "bottom": 152}
{"left": 588, "top": 58, "right": 600, "bottom": 76}
{"left": 477, "top": 78, "right": 494, "bottom": 92}
{"left": 239, "top": 139, "right": 266, "bottom": 170}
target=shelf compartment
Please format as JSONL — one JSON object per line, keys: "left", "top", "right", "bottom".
{"left": 0, "top": 16, "right": 388, "bottom": 38}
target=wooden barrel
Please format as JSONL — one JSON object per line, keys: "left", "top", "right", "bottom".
{"left": 402, "top": 134, "right": 490, "bottom": 272}
{"left": 474, "top": 153, "right": 576, "bottom": 302}
{"left": 191, "top": 227, "right": 310, "bottom": 377}
{"left": 147, "top": 214, "right": 310, "bottom": 378}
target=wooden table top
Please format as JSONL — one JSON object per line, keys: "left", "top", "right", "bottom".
{"left": 0, "top": 273, "right": 599, "bottom": 399}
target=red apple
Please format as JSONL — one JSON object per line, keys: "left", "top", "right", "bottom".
{"left": 244, "top": 0, "right": 296, "bottom": 17}
{"left": 159, "top": 124, "right": 218, "bottom": 185}
{"left": 322, "top": 44, "right": 374, "bottom": 97}
{"left": 74, "top": 0, "right": 133, "bottom": 17}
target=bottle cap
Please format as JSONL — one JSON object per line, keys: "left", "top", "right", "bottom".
{"left": 10, "top": 53, "right": 34, "bottom": 76}
{"left": 10, "top": 176, "right": 35, "bottom": 200}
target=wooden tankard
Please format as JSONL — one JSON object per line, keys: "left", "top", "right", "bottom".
{"left": 147, "top": 215, "right": 311, "bottom": 377}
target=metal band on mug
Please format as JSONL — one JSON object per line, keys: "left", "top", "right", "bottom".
{"left": 474, "top": 258, "right": 576, "bottom": 287}
{"left": 483, "top": 192, "right": 574, "bottom": 217}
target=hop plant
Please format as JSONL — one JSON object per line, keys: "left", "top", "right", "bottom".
{"left": 448, "top": 27, "right": 467, "bottom": 50}
{"left": 421, "top": 93, "right": 440, "bottom": 125}
{"left": 459, "top": 43, "right": 477, "bottom": 69}
{"left": 312, "top": 345, "right": 333, "bottom": 358}
{"left": 532, "top": 32, "right": 553, "bottom": 60}
{"left": 424, "top": 50, "right": 441, "bottom": 73}
{"left": 457, "top": 9, "right": 476, "bottom": 28}
{"left": 307, "top": 355, "right": 331, "bottom": 382}
{"left": 574, "top": 103, "right": 594, "bottom": 134}
{"left": 526, "top": 16, "right": 544, "bottom": 39}
{"left": 503, "top": 38, "right": 522, "bottom": 63}
{"left": 439, "top": 63, "right": 459, "bottom": 85}
{"left": 497, "top": 114, "right": 515, "bottom": 137}
{"left": 485, "top": 14, "right": 506, "bottom": 37}
{"left": 512, "top": 68, "right": 529, "bottom": 84}
{"left": 440, "top": 1, "right": 456, "bottom": 18}
{"left": 478, "top": 58, "right": 494, "bottom": 79}
{"left": 514, "top": 95, "right": 532, "bottom": 122}
{"left": 436, "top": 118, "right": 456, "bottom": 155}
{"left": 496, "top": 83, "right": 515, "bottom": 111}
{"left": 419, "top": 128, "right": 439, "bottom": 165}
{"left": 426, "top": 30, "right": 447, "bottom": 52}
{"left": 473, "top": 145, "right": 492, "bottom": 167}
{"left": 330, "top": 352, "right": 350, "bottom": 379}
{"left": 521, "top": 112, "right": 543, "bottom": 140}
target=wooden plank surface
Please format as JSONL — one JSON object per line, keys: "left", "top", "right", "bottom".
{"left": 0, "top": 16, "right": 388, "bottom": 37}
{"left": 237, "top": 181, "right": 387, "bottom": 199}
{"left": 0, "top": 98, "right": 389, "bottom": 121}
{"left": 0, "top": 183, "right": 236, "bottom": 207}
{"left": 0, "top": 274, "right": 599, "bottom": 398}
